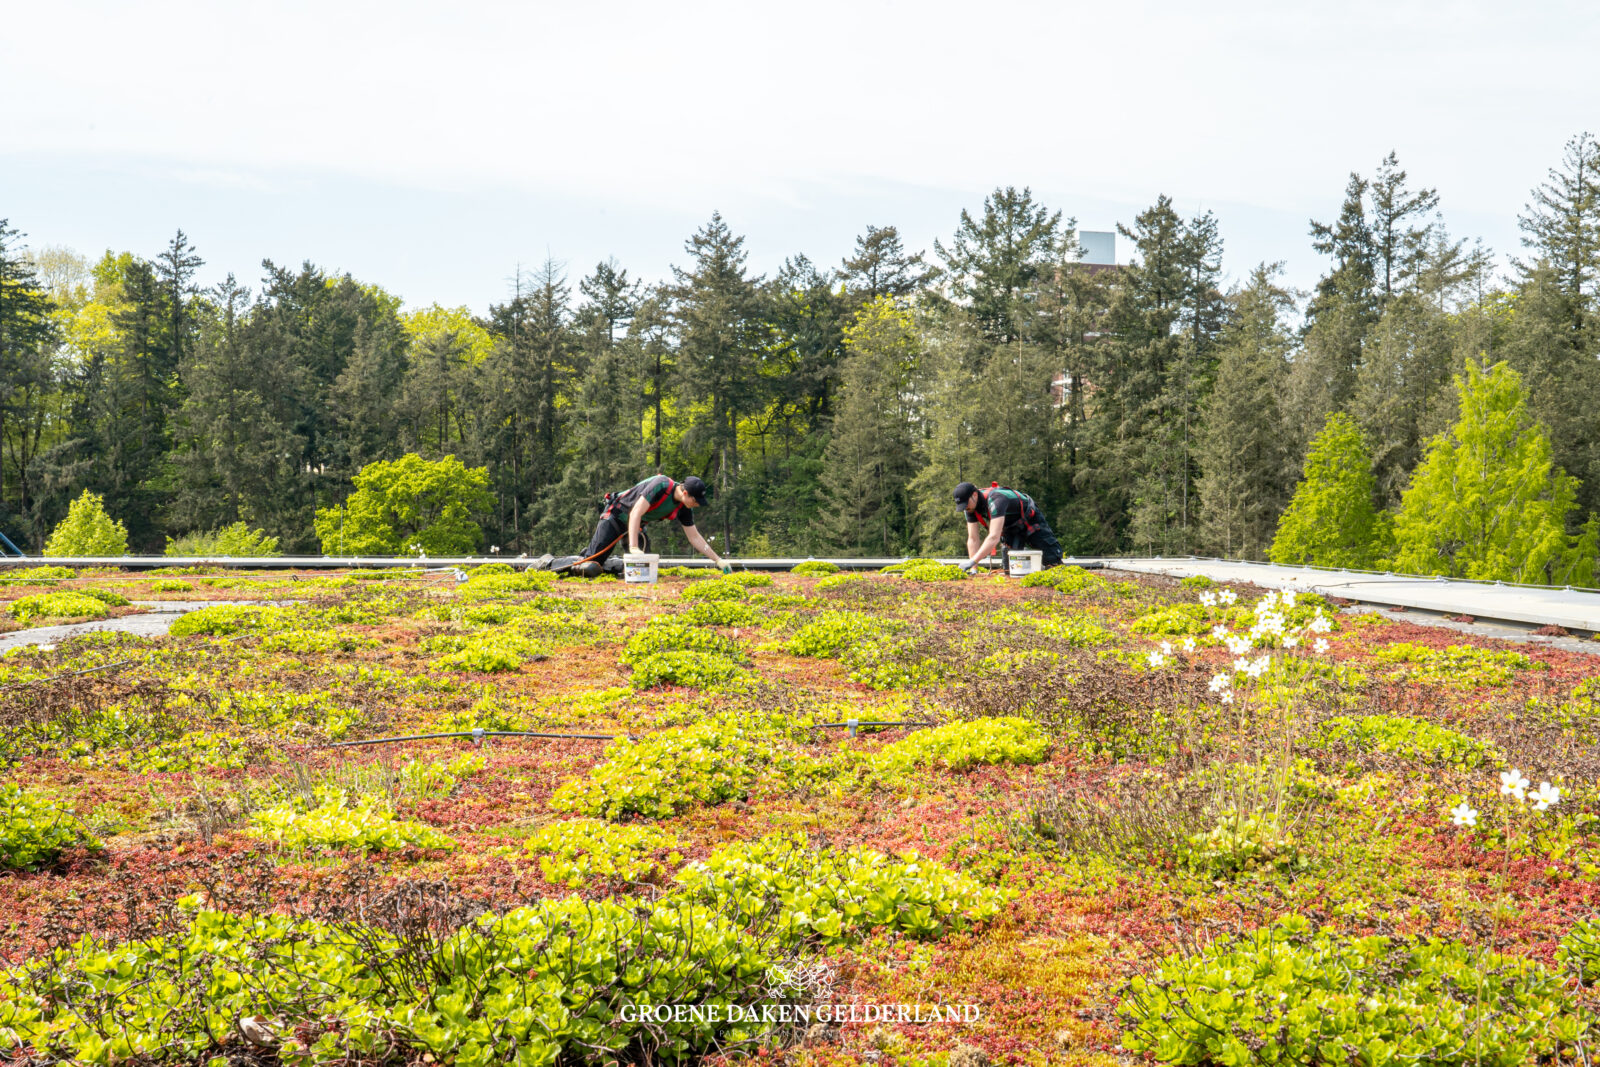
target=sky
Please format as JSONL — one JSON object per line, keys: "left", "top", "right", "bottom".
{"left": 5, "top": 0, "right": 1598, "bottom": 313}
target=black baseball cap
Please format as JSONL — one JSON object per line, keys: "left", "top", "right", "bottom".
{"left": 953, "top": 481, "right": 978, "bottom": 506}
{"left": 682, "top": 476, "right": 709, "bottom": 504}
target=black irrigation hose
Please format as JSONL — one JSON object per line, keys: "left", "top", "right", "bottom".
{"left": 326, "top": 719, "right": 938, "bottom": 749}
{"left": 327, "top": 729, "right": 629, "bottom": 748}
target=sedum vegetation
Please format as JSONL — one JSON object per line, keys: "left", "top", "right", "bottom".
{"left": 0, "top": 562, "right": 1594, "bottom": 1064}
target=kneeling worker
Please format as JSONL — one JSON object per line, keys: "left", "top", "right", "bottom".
{"left": 954, "top": 481, "right": 1065, "bottom": 572}
{"left": 535, "top": 474, "right": 731, "bottom": 577}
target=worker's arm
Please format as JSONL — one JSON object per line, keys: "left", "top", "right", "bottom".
{"left": 965, "top": 521, "right": 1005, "bottom": 571}
{"left": 682, "top": 524, "right": 727, "bottom": 569}
{"left": 966, "top": 520, "right": 984, "bottom": 560}
{"left": 627, "top": 497, "right": 651, "bottom": 553}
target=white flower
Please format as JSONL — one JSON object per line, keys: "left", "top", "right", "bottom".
{"left": 37, "top": 643, "right": 56, "bottom": 652}
{"left": 1218, "top": 589, "right": 1238, "bottom": 606}
{"left": 1147, "top": 651, "right": 1166, "bottom": 668}
{"left": 1160, "top": 641, "right": 1174, "bottom": 655}
{"left": 1450, "top": 802, "right": 1479, "bottom": 828}
{"left": 1244, "top": 656, "right": 1272, "bottom": 679}
{"left": 1308, "top": 615, "right": 1332, "bottom": 634}
{"left": 1226, "top": 636, "right": 1253, "bottom": 656}
{"left": 1211, "top": 625, "right": 1228, "bottom": 640}
{"left": 1533, "top": 782, "right": 1561, "bottom": 811}
{"left": 1314, "top": 639, "right": 1330, "bottom": 655}
{"left": 1233, "top": 657, "right": 1251, "bottom": 674}
{"left": 1181, "top": 637, "right": 1196, "bottom": 653}
{"left": 1499, "top": 769, "right": 1530, "bottom": 801}
{"left": 1284, "top": 636, "right": 1300, "bottom": 649}
{"left": 1208, "top": 673, "right": 1231, "bottom": 693}
{"left": 1221, "top": 691, "right": 1234, "bottom": 705}
{"left": 1281, "top": 590, "right": 1297, "bottom": 608}
{"left": 1199, "top": 592, "right": 1217, "bottom": 607}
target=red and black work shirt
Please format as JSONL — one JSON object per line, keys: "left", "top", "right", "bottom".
{"left": 612, "top": 475, "right": 696, "bottom": 528}
{"left": 968, "top": 486, "right": 1037, "bottom": 535}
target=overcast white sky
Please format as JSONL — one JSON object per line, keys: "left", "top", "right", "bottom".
{"left": 5, "top": 0, "right": 1597, "bottom": 311}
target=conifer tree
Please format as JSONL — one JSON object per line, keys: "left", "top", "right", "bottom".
{"left": 933, "top": 186, "right": 1061, "bottom": 344}
{"left": 817, "top": 296, "right": 920, "bottom": 554}
{"left": 1269, "top": 412, "right": 1385, "bottom": 568}
{"left": 1350, "top": 293, "right": 1456, "bottom": 507}
{"left": 669, "top": 213, "right": 765, "bottom": 551}
{"left": 1197, "top": 265, "right": 1294, "bottom": 558}
{"left": 1389, "top": 361, "right": 1597, "bottom": 585}
{"left": 840, "top": 225, "right": 928, "bottom": 304}
{"left": 1518, "top": 131, "right": 1600, "bottom": 322}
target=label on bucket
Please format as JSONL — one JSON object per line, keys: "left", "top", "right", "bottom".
{"left": 623, "top": 553, "right": 659, "bottom": 584}
{"left": 1008, "top": 551, "right": 1041, "bottom": 577}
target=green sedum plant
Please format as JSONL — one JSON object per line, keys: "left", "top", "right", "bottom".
{"left": 0, "top": 783, "right": 99, "bottom": 868}
{"left": 679, "top": 578, "right": 747, "bottom": 602}
{"left": 167, "top": 604, "right": 285, "bottom": 637}
{"left": 522, "top": 818, "right": 682, "bottom": 887}
{"left": 680, "top": 599, "right": 760, "bottom": 627}
{"left": 1020, "top": 565, "right": 1108, "bottom": 595}
{"left": 0, "top": 565, "right": 76, "bottom": 587}
{"left": 247, "top": 792, "right": 454, "bottom": 853}
{"left": 1315, "top": 713, "right": 1501, "bottom": 769}
{"left": 784, "top": 610, "right": 892, "bottom": 657}
{"left": 1120, "top": 915, "right": 1584, "bottom": 1065}
{"left": 900, "top": 561, "right": 967, "bottom": 582}
{"left": 551, "top": 714, "right": 818, "bottom": 819}
{"left": 1371, "top": 642, "right": 1542, "bottom": 688}
{"left": 1557, "top": 918, "right": 1600, "bottom": 985}
{"left": 869, "top": 717, "right": 1051, "bottom": 779}
{"left": 675, "top": 833, "right": 1008, "bottom": 947}
{"left": 7, "top": 592, "right": 110, "bottom": 622}
{"left": 790, "top": 560, "right": 839, "bottom": 576}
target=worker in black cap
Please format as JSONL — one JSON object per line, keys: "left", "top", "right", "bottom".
{"left": 953, "top": 481, "right": 1064, "bottom": 572}
{"left": 533, "top": 474, "right": 731, "bottom": 577}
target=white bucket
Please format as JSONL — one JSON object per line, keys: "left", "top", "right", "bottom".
{"left": 1008, "top": 550, "right": 1043, "bottom": 578}
{"left": 623, "top": 552, "right": 659, "bottom": 584}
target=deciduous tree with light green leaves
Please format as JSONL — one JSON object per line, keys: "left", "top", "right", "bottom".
{"left": 43, "top": 490, "right": 129, "bottom": 557}
{"left": 1269, "top": 413, "right": 1386, "bottom": 568}
{"left": 1388, "top": 360, "right": 1598, "bottom": 585}
{"left": 314, "top": 454, "right": 493, "bottom": 556}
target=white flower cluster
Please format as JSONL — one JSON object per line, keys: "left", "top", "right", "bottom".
{"left": 1450, "top": 768, "right": 1561, "bottom": 828}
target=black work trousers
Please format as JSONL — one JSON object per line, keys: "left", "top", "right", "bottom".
{"left": 1004, "top": 522, "right": 1065, "bottom": 568}
{"left": 581, "top": 512, "right": 652, "bottom": 564}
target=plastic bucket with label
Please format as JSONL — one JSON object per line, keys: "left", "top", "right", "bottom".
{"left": 1008, "top": 550, "right": 1042, "bottom": 578}
{"left": 623, "top": 552, "right": 660, "bottom": 584}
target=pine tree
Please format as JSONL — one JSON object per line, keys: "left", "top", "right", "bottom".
{"left": 669, "top": 213, "right": 765, "bottom": 552}
{"left": 1502, "top": 261, "right": 1600, "bottom": 517}
{"left": 1389, "top": 360, "right": 1596, "bottom": 585}
{"left": 0, "top": 220, "right": 59, "bottom": 538}
{"left": 1518, "top": 131, "right": 1600, "bottom": 322}
{"left": 933, "top": 186, "right": 1061, "bottom": 344}
{"left": 169, "top": 275, "right": 306, "bottom": 540}
{"left": 817, "top": 297, "right": 920, "bottom": 553}
{"left": 840, "top": 225, "right": 928, "bottom": 304}
{"left": 1196, "top": 264, "right": 1295, "bottom": 558}
{"left": 1269, "top": 412, "right": 1385, "bottom": 568}
{"left": 1350, "top": 292, "right": 1457, "bottom": 507}
{"left": 1103, "top": 198, "right": 1225, "bottom": 554}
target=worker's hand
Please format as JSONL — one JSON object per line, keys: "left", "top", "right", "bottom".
{"left": 718, "top": 560, "right": 733, "bottom": 574}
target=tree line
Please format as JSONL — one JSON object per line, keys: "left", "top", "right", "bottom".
{"left": 1, "top": 137, "right": 1598, "bottom": 576}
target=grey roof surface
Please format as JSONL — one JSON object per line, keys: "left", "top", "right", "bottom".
{"left": 1079, "top": 558, "right": 1600, "bottom": 633}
